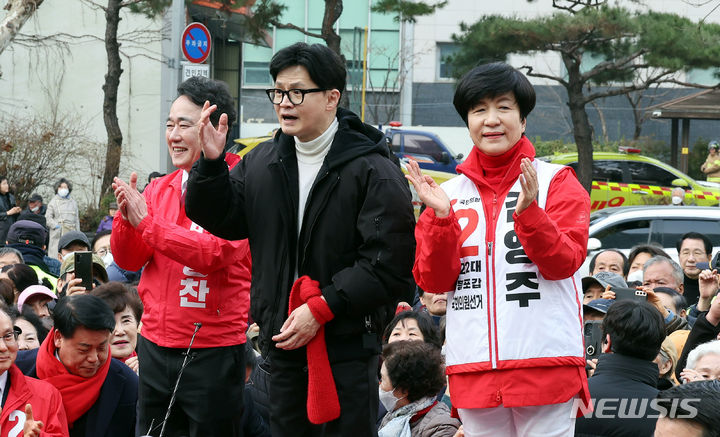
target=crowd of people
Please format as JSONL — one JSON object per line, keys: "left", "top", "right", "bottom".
{"left": 0, "top": 44, "right": 716, "bottom": 437}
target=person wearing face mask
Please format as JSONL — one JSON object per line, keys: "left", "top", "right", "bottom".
{"left": 670, "top": 187, "right": 688, "bottom": 206}
{"left": 91, "top": 230, "right": 140, "bottom": 284}
{"left": 0, "top": 176, "right": 21, "bottom": 245}
{"left": 47, "top": 178, "right": 80, "bottom": 259}
{"left": 378, "top": 341, "right": 459, "bottom": 437}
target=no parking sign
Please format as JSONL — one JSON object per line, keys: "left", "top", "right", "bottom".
{"left": 182, "top": 23, "right": 211, "bottom": 64}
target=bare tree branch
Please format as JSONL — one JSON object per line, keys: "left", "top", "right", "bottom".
{"left": 521, "top": 65, "right": 569, "bottom": 87}
{"left": 269, "top": 20, "right": 324, "bottom": 40}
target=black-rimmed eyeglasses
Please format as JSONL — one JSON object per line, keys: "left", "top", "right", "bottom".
{"left": 265, "top": 88, "right": 326, "bottom": 105}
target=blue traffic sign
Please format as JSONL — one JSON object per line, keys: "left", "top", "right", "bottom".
{"left": 182, "top": 23, "right": 211, "bottom": 64}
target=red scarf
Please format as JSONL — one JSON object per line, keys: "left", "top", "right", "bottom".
{"left": 120, "top": 350, "right": 137, "bottom": 363}
{"left": 288, "top": 276, "right": 340, "bottom": 424}
{"left": 36, "top": 328, "right": 111, "bottom": 426}
{"left": 457, "top": 135, "right": 536, "bottom": 195}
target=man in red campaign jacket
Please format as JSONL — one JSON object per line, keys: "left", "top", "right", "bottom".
{"left": 111, "top": 77, "right": 251, "bottom": 437}
{"left": 0, "top": 307, "right": 68, "bottom": 437}
{"left": 406, "top": 62, "right": 590, "bottom": 436}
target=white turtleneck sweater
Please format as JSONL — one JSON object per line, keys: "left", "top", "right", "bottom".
{"left": 295, "top": 118, "right": 338, "bottom": 236}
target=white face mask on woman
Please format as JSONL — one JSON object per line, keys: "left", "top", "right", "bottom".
{"left": 378, "top": 386, "right": 405, "bottom": 412}
{"left": 58, "top": 188, "right": 70, "bottom": 198}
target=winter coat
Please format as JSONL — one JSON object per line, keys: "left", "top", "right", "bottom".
{"left": 409, "top": 402, "right": 460, "bottom": 437}
{"left": 575, "top": 353, "right": 660, "bottom": 437}
{"left": 112, "top": 159, "right": 252, "bottom": 349}
{"left": 0, "top": 364, "right": 68, "bottom": 437}
{"left": 0, "top": 192, "right": 17, "bottom": 243}
{"left": 186, "top": 107, "right": 416, "bottom": 360}
{"left": 46, "top": 194, "right": 80, "bottom": 257}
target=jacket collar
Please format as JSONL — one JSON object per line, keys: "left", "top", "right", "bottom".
{"left": 273, "top": 107, "right": 387, "bottom": 170}
{"left": 594, "top": 353, "right": 659, "bottom": 387}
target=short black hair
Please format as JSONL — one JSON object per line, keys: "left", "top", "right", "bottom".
{"left": 1, "top": 264, "right": 38, "bottom": 293}
{"left": 382, "top": 340, "right": 445, "bottom": 403}
{"left": 177, "top": 77, "right": 237, "bottom": 133}
{"left": 52, "top": 295, "right": 115, "bottom": 338}
{"left": 269, "top": 43, "right": 346, "bottom": 98}
{"left": 653, "top": 287, "right": 688, "bottom": 315}
{"left": 656, "top": 380, "right": 720, "bottom": 437}
{"left": 383, "top": 310, "right": 442, "bottom": 348}
{"left": 627, "top": 244, "right": 671, "bottom": 269}
{"left": 589, "top": 249, "right": 629, "bottom": 277}
{"left": 0, "top": 278, "right": 13, "bottom": 306}
{"left": 676, "top": 232, "right": 713, "bottom": 256}
{"left": 602, "top": 299, "right": 665, "bottom": 361}
{"left": 90, "top": 282, "right": 143, "bottom": 323}
{"left": 92, "top": 229, "right": 112, "bottom": 252}
{"left": 54, "top": 178, "right": 72, "bottom": 193}
{"left": 453, "top": 62, "right": 535, "bottom": 126}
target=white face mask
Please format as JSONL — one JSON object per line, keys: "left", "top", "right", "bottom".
{"left": 627, "top": 269, "right": 644, "bottom": 284}
{"left": 58, "top": 188, "right": 69, "bottom": 198}
{"left": 671, "top": 196, "right": 683, "bottom": 205}
{"left": 30, "top": 206, "right": 40, "bottom": 213}
{"left": 102, "top": 252, "right": 114, "bottom": 267}
{"left": 378, "top": 385, "right": 405, "bottom": 412}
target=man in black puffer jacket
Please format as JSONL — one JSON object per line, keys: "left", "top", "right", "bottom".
{"left": 186, "top": 42, "right": 415, "bottom": 437}
{"left": 575, "top": 300, "right": 666, "bottom": 437}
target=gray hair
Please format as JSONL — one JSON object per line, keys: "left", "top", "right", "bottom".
{"left": 643, "top": 255, "right": 684, "bottom": 287}
{"left": 687, "top": 340, "right": 720, "bottom": 371}
{"left": 0, "top": 247, "right": 24, "bottom": 264}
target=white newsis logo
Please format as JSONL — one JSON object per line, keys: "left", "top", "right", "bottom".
{"left": 572, "top": 398, "right": 699, "bottom": 419}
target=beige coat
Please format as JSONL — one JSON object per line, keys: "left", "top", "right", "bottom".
{"left": 46, "top": 194, "right": 80, "bottom": 256}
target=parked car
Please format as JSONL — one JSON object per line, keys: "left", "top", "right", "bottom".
{"left": 228, "top": 134, "right": 273, "bottom": 157}
{"left": 583, "top": 205, "right": 720, "bottom": 274}
{"left": 385, "top": 122, "right": 464, "bottom": 173}
{"left": 539, "top": 149, "right": 720, "bottom": 211}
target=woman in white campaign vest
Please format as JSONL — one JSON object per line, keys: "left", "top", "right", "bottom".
{"left": 406, "top": 63, "right": 591, "bottom": 437}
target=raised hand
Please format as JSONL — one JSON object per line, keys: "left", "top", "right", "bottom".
{"left": 113, "top": 173, "right": 148, "bottom": 228}
{"left": 198, "top": 100, "right": 228, "bottom": 160}
{"left": 405, "top": 159, "right": 451, "bottom": 217}
{"left": 516, "top": 158, "right": 538, "bottom": 215}
{"left": 23, "top": 404, "right": 44, "bottom": 437}
{"left": 698, "top": 269, "right": 719, "bottom": 312}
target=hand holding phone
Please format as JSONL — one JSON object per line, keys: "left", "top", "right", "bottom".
{"left": 74, "top": 251, "right": 94, "bottom": 291}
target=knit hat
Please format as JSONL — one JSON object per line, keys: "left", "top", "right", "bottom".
{"left": 6, "top": 220, "right": 46, "bottom": 247}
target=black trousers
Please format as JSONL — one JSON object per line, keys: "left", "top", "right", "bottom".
{"left": 136, "top": 335, "right": 246, "bottom": 437}
{"left": 267, "top": 350, "right": 379, "bottom": 437}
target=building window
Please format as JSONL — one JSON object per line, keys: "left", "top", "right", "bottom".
{"left": 437, "top": 42, "right": 460, "bottom": 80}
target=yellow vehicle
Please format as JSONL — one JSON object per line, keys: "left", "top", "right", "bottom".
{"left": 229, "top": 135, "right": 273, "bottom": 158}
{"left": 539, "top": 149, "right": 720, "bottom": 211}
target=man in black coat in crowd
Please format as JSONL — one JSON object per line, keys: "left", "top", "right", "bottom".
{"left": 575, "top": 300, "right": 666, "bottom": 437}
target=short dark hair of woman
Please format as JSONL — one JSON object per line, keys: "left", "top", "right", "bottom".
{"left": 0, "top": 278, "right": 14, "bottom": 307}
{"left": 53, "top": 294, "right": 116, "bottom": 338}
{"left": 54, "top": 177, "right": 73, "bottom": 193}
{"left": 2, "top": 263, "right": 39, "bottom": 294}
{"left": 9, "top": 305, "right": 50, "bottom": 345}
{"left": 177, "top": 76, "right": 237, "bottom": 133}
{"left": 452, "top": 62, "right": 536, "bottom": 126}
{"left": 382, "top": 340, "right": 445, "bottom": 403}
{"left": 90, "top": 282, "right": 143, "bottom": 323}
{"left": 627, "top": 244, "right": 670, "bottom": 267}
{"left": 602, "top": 299, "right": 665, "bottom": 361}
{"left": 383, "top": 310, "right": 442, "bottom": 348}
{"left": 269, "top": 43, "right": 347, "bottom": 98}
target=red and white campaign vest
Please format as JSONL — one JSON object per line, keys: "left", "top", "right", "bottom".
{"left": 442, "top": 160, "right": 585, "bottom": 375}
